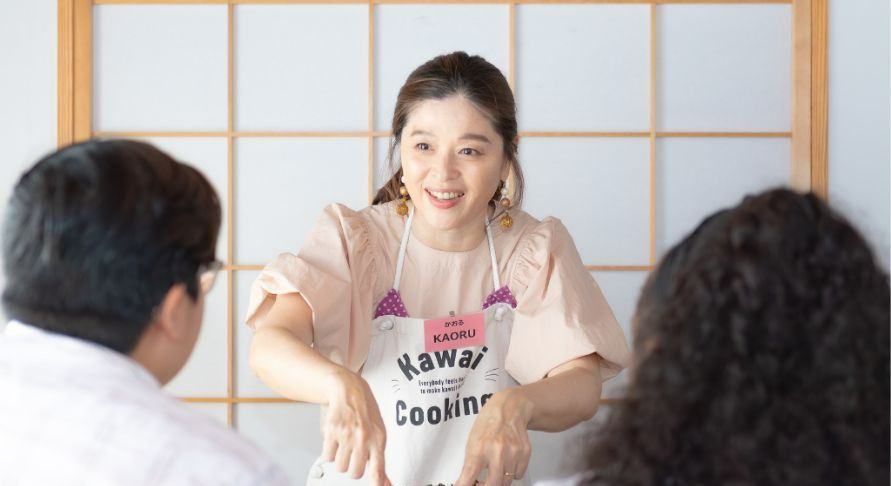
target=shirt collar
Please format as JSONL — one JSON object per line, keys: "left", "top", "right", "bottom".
{"left": 4, "top": 319, "right": 161, "bottom": 388}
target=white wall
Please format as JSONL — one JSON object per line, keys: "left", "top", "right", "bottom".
{"left": 828, "top": 0, "right": 890, "bottom": 270}
{"left": 0, "top": 0, "right": 57, "bottom": 166}
{"left": 0, "top": 0, "right": 58, "bottom": 328}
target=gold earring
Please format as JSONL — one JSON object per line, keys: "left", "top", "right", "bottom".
{"left": 499, "top": 183, "right": 512, "bottom": 229}
{"left": 396, "top": 177, "right": 409, "bottom": 216}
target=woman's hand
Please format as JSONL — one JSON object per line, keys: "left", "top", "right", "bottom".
{"left": 321, "top": 369, "right": 392, "bottom": 486}
{"left": 455, "top": 389, "right": 534, "bottom": 486}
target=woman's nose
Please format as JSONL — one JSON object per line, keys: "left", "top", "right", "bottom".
{"left": 431, "top": 151, "right": 459, "bottom": 180}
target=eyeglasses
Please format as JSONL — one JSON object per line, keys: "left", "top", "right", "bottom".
{"left": 198, "top": 260, "right": 224, "bottom": 295}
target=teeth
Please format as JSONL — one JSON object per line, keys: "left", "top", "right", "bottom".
{"left": 429, "top": 190, "right": 464, "bottom": 200}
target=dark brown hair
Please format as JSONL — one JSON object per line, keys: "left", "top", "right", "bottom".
{"left": 372, "top": 51, "right": 524, "bottom": 207}
{"left": 2, "top": 139, "right": 221, "bottom": 353}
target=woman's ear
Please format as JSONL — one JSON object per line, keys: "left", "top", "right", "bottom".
{"left": 501, "top": 136, "right": 519, "bottom": 180}
{"left": 501, "top": 160, "right": 512, "bottom": 181}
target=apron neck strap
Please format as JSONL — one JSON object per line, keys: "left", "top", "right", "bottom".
{"left": 392, "top": 204, "right": 415, "bottom": 291}
{"left": 485, "top": 215, "right": 501, "bottom": 290}
{"left": 392, "top": 205, "right": 501, "bottom": 292}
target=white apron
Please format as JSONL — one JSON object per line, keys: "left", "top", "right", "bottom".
{"left": 308, "top": 207, "right": 526, "bottom": 486}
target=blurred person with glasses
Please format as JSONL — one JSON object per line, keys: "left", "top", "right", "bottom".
{"left": 0, "top": 140, "right": 289, "bottom": 486}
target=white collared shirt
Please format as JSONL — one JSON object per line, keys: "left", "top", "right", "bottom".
{"left": 0, "top": 321, "right": 290, "bottom": 486}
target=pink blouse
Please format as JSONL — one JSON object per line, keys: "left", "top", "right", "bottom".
{"left": 245, "top": 201, "right": 630, "bottom": 385}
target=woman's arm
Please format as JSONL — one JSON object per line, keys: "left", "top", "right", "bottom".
{"left": 249, "top": 292, "right": 343, "bottom": 404}
{"left": 512, "top": 353, "right": 603, "bottom": 432}
{"left": 455, "top": 353, "right": 603, "bottom": 486}
{"left": 249, "top": 293, "right": 391, "bottom": 486}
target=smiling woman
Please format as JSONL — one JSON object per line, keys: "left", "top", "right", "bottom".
{"left": 245, "top": 51, "right": 629, "bottom": 486}
{"left": 394, "top": 95, "right": 511, "bottom": 250}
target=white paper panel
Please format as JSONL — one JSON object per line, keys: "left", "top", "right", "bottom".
{"left": 522, "top": 138, "right": 650, "bottom": 265}
{"left": 186, "top": 402, "right": 229, "bottom": 426}
{"left": 93, "top": 5, "right": 228, "bottom": 131}
{"left": 591, "top": 271, "right": 649, "bottom": 399}
{"left": 656, "top": 138, "right": 791, "bottom": 255}
{"left": 234, "top": 138, "right": 368, "bottom": 264}
{"left": 234, "top": 270, "right": 279, "bottom": 397}
{"left": 1, "top": 0, "right": 57, "bottom": 294}
{"left": 657, "top": 5, "right": 791, "bottom": 131}
{"left": 236, "top": 402, "right": 323, "bottom": 485}
{"left": 136, "top": 137, "right": 229, "bottom": 263}
{"left": 164, "top": 273, "right": 228, "bottom": 397}
{"left": 373, "top": 136, "right": 394, "bottom": 194}
{"left": 374, "top": 5, "right": 509, "bottom": 131}
{"left": 234, "top": 5, "right": 368, "bottom": 131}
{"left": 828, "top": 0, "right": 891, "bottom": 270}
{"left": 517, "top": 5, "right": 650, "bottom": 132}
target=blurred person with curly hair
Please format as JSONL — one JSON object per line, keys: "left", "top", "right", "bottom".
{"left": 546, "top": 188, "right": 889, "bottom": 486}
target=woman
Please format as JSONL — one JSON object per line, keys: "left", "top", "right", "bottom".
{"left": 574, "top": 189, "right": 890, "bottom": 486}
{"left": 245, "top": 52, "right": 629, "bottom": 486}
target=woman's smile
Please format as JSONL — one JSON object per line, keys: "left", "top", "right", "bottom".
{"left": 425, "top": 187, "right": 466, "bottom": 209}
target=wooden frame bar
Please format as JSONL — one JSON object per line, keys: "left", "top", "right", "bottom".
{"left": 58, "top": 0, "right": 92, "bottom": 147}
{"left": 367, "top": 2, "right": 376, "bottom": 204}
{"left": 791, "top": 0, "right": 812, "bottom": 192}
{"left": 226, "top": 1, "right": 236, "bottom": 428}
{"left": 649, "top": 3, "right": 657, "bottom": 265}
{"left": 94, "top": 0, "right": 792, "bottom": 4}
{"left": 809, "top": 0, "right": 828, "bottom": 199}
{"left": 93, "top": 130, "right": 793, "bottom": 138}
{"left": 791, "top": 0, "right": 828, "bottom": 198}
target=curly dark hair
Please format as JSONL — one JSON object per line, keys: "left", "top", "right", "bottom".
{"left": 583, "top": 188, "right": 890, "bottom": 486}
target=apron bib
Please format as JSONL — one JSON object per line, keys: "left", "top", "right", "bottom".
{"left": 308, "top": 207, "right": 526, "bottom": 486}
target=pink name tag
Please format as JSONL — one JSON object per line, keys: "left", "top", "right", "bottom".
{"left": 424, "top": 312, "right": 486, "bottom": 353}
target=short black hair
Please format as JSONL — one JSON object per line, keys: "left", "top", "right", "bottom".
{"left": 2, "top": 139, "right": 221, "bottom": 353}
{"left": 584, "top": 188, "right": 890, "bottom": 486}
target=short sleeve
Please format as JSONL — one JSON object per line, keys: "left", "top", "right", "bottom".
{"left": 244, "top": 203, "right": 377, "bottom": 372}
{"left": 505, "top": 218, "right": 630, "bottom": 385}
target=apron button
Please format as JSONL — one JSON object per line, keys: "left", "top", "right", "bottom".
{"left": 310, "top": 465, "right": 324, "bottom": 479}
{"left": 380, "top": 319, "right": 395, "bottom": 331}
{"left": 494, "top": 307, "right": 506, "bottom": 322}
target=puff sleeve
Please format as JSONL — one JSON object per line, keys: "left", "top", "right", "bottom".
{"left": 505, "top": 218, "right": 630, "bottom": 385}
{"left": 244, "top": 203, "right": 378, "bottom": 372}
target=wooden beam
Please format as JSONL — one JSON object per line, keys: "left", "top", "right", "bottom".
{"left": 649, "top": 3, "right": 657, "bottom": 265}
{"left": 58, "top": 0, "right": 92, "bottom": 147}
{"left": 586, "top": 265, "right": 654, "bottom": 271}
{"left": 368, "top": 1, "right": 375, "bottom": 204}
{"left": 810, "top": 0, "right": 828, "bottom": 199}
{"left": 791, "top": 0, "right": 812, "bottom": 192}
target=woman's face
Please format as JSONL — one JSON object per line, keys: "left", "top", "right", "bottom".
{"left": 399, "top": 95, "right": 510, "bottom": 237}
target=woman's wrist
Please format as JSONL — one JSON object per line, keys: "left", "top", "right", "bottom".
{"left": 322, "top": 365, "right": 358, "bottom": 404}
{"left": 492, "top": 387, "right": 535, "bottom": 427}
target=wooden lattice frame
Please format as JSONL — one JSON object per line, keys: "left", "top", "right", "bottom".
{"left": 58, "top": 0, "right": 829, "bottom": 425}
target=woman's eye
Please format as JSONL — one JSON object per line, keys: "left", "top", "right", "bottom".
{"left": 415, "top": 143, "right": 430, "bottom": 151}
{"left": 459, "top": 148, "right": 479, "bottom": 156}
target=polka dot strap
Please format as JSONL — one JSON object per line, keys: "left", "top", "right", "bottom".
{"left": 374, "top": 288, "right": 409, "bottom": 319}
{"left": 375, "top": 208, "right": 513, "bottom": 319}
{"left": 482, "top": 285, "right": 518, "bottom": 310}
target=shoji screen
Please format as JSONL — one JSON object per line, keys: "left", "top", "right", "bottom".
{"left": 56, "top": 0, "right": 824, "bottom": 482}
